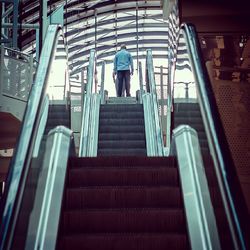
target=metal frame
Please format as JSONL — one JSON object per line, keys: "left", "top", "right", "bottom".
{"left": 16, "top": 1, "right": 169, "bottom": 80}
{"left": 0, "top": 0, "right": 18, "bottom": 48}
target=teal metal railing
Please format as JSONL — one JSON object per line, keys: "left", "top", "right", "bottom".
{"left": 79, "top": 49, "right": 101, "bottom": 157}
{"left": 142, "top": 49, "right": 164, "bottom": 156}
{"left": 100, "top": 61, "right": 106, "bottom": 104}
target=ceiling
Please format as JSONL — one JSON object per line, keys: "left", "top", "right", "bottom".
{"left": 16, "top": 0, "right": 174, "bottom": 76}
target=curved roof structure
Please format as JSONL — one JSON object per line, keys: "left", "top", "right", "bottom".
{"left": 17, "top": 0, "right": 177, "bottom": 77}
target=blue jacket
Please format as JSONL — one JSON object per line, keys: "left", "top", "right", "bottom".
{"left": 113, "top": 49, "right": 134, "bottom": 73}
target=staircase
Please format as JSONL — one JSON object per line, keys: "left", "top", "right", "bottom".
{"left": 36, "top": 104, "right": 70, "bottom": 156}
{"left": 174, "top": 102, "right": 209, "bottom": 153}
{"left": 57, "top": 156, "right": 190, "bottom": 250}
{"left": 98, "top": 97, "right": 146, "bottom": 156}
{"left": 174, "top": 101, "right": 234, "bottom": 249}
{"left": 45, "top": 104, "right": 70, "bottom": 134}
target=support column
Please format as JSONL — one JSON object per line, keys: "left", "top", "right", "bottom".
{"left": 39, "top": 0, "right": 48, "bottom": 53}
{"left": 12, "top": 0, "right": 18, "bottom": 49}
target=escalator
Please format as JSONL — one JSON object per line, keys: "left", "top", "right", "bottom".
{"left": 98, "top": 98, "right": 146, "bottom": 156}
{"left": 173, "top": 102, "right": 233, "bottom": 248}
{"left": 0, "top": 24, "right": 72, "bottom": 250}
{"left": 57, "top": 156, "right": 189, "bottom": 250}
{"left": 0, "top": 23, "right": 249, "bottom": 250}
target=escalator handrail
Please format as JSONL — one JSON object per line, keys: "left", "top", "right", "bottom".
{"left": 0, "top": 24, "right": 63, "bottom": 249}
{"left": 79, "top": 49, "right": 97, "bottom": 156}
{"left": 100, "top": 61, "right": 105, "bottom": 104}
{"left": 182, "top": 23, "right": 246, "bottom": 250}
{"left": 145, "top": 49, "right": 164, "bottom": 156}
{"left": 138, "top": 61, "right": 144, "bottom": 103}
{"left": 86, "top": 49, "right": 96, "bottom": 95}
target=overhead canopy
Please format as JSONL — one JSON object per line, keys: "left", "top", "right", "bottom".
{"left": 17, "top": 0, "right": 180, "bottom": 76}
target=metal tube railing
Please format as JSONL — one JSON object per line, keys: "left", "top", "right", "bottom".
{"left": 86, "top": 49, "right": 96, "bottom": 95}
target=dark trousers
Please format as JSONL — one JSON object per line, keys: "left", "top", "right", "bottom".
{"left": 117, "top": 70, "right": 131, "bottom": 97}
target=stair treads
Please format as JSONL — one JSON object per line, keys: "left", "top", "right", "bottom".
{"left": 62, "top": 208, "right": 186, "bottom": 233}
{"left": 46, "top": 104, "right": 70, "bottom": 133}
{"left": 173, "top": 110, "right": 202, "bottom": 118}
{"left": 100, "top": 104, "right": 143, "bottom": 112}
{"left": 98, "top": 148, "right": 147, "bottom": 156}
{"left": 68, "top": 156, "right": 177, "bottom": 168}
{"left": 57, "top": 156, "right": 190, "bottom": 250}
{"left": 202, "top": 153, "right": 234, "bottom": 248}
{"left": 98, "top": 140, "right": 146, "bottom": 149}
{"left": 99, "top": 111, "right": 144, "bottom": 119}
{"left": 65, "top": 186, "right": 182, "bottom": 209}
{"left": 68, "top": 166, "right": 178, "bottom": 187}
{"left": 99, "top": 125, "right": 145, "bottom": 133}
{"left": 99, "top": 132, "right": 146, "bottom": 141}
{"left": 174, "top": 103, "right": 200, "bottom": 112}
{"left": 58, "top": 233, "right": 189, "bottom": 250}
{"left": 99, "top": 118, "right": 145, "bottom": 126}
{"left": 174, "top": 116, "right": 203, "bottom": 124}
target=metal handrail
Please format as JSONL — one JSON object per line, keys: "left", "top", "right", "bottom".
{"left": 182, "top": 23, "right": 246, "bottom": 250}
{"left": 86, "top": 49, "right": 96, "bottom": 95}
{"left": 100, "top": 61, "right": 105, "bottom": 104}
{"left": 79, "top": 49, "right": 101, "bottom": 157}
{"left": 0, "top": 25, "right": 63, "bottom": 250}
{"left": 144, "top": 49, "right": 164, "bottom": 156}
{"left": 165, "top": 46, "right": 176, "bottom": 152}
{"left": 138, "top": 61, "right": 144, "bottom": 103}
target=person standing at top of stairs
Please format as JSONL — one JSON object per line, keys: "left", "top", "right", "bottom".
{"left": 113, "top": 44, "right": 134, "bottom": 97}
